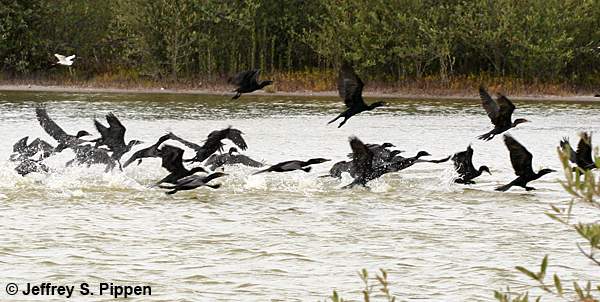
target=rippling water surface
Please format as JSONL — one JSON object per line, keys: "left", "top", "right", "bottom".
{"left": 0, "top": 91, "right": 598, "bottom": 301}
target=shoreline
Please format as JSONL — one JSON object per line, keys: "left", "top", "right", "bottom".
{"left": 1, "top": 84, "right": 600, "bottom": 102}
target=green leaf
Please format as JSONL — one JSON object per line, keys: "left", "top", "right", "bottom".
{"left": 516, "top": 266, "right": 539, "bottom": 281}
{"left": 538, "top": 255, "right": 548, "bottom": 280}
{"left": 553, "top": 274, "right": 563, "bottom": 296}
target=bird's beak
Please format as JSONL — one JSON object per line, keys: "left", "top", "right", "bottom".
{"left": 487, "top": 170, "right": 492, "bottom": 175}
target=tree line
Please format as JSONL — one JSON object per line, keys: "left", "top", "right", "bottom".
{"left": 1, "top": 0, "right": 599, "bottom": 85}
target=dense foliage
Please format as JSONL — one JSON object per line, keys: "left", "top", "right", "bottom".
{"left": 1, "top": 0, "right": 599, "bottom": 85}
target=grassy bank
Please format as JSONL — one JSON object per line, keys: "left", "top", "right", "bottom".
{"left": 1, "top": 70, "right": 599, "bottom": 99}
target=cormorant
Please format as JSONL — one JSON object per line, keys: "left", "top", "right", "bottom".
{"left": 155, "top": 145, "right": 208, "bottom": 186}
{"left": 253, "top": 158, "right": 330, "bottom": 174}
{"left": 36, "top": 108, "right": 91, "bottom": 147}
{"left": 10, "top": 136, "right": 55, "bottom": 161}
{"left": 64, "top": 144, "right": 117, "bottom": 172}
{"left": 496, "top": 135, "right": 555, "bottom": 191}
{"left": 560, "top": 132, "right": 597, "bottom": 171}
{"left": 478, "top": 86, "right": 529, "bottom": 141}
{"left": 122, "top": 133, "right": 171, "bottom": 168}
{"left": 204, "top": 147, "right": 264, "bottom": 170}
{"left": 228, "top": 69, "right": 273, "bottom": 100}
{"left": 328, "top": 62, "right": 385, "bottom": 128}
{"left": 451, "top": 145, "right": 491, "bottom": 184}
{"left": 169, "top": 127, "right": 247, "bottom": 163}
{"left": 322, "top": 160, "right": 354, "bottom": 179}
{"left": 14, "top": 159, "right": 49, "bottom": 176}
{"left": 93, "top": 113, "right": 143, "bottom": 165}
{"left": 158, "top": 172, "right": 227, "bottom": 194}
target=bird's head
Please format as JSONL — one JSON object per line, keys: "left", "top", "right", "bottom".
{"left": 390, "top": 150, "right": 404, "bottom": 157}
{"left": 209, "top": 172, "right": 228, "bottom": 179}
{"left": 76, "top": 130, "right": 91, "bottom": 138}
{"left": 369, "top": 101, "right": 387, "bottom": 109}
{"left": 480, "top": 166, "right": 492, "bottom": 175}
{"left": 128, "top": 140, "right": 144, "bottom": 148}
{"left": 416, "top": 151, "right": 431, "bottom": 158}
{"left": 228, "top": 147, "right": 238, "bottom": 155}
{"left": 512, "top": 118, "right": 530, "bottom": 127}
{"left": 381, "top": 143, "right": 395, "bottom": 148}
{"left": 260, "top": 80, "right": 274, "bottom": 88}
{"left": 538, "top": 168, "right": 556, "bottom": 176}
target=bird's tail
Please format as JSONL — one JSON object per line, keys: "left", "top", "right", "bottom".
{"left": 495, "top": 184, "right": 512, "bottom": 192}
{"left": 328, "top": 114, "right": 342, "bottom": 125}
{"left": 253, "top": 169, "right": 268, "bottom": 175}
{"left": 420, "top": 156, "right": 451, "bottom": 164}
{"left": 302, "top": 167, "right": 312, "bottom": 173}
{"left": 231, "top": 92, "right": 241, "bottom": 100}
{"left": 165, "top": 189, "right": 178, "bottom": 195}
{"left": 477, "top": 131, "right": 494, "bottom": 141}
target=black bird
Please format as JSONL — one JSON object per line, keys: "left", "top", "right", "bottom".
{"left": 496, "top": 135, "right": 555, "bottom": 191}
{"left": 93, "top": 113, "right": 143, "bottom": 165}
{"left": 560, "top": 132, "right": 597, "bottom": 171}
{"left": 253, "top": 158, "right": 330, "bottom": 175}
{"left": 64, "top": 144, "right": 117, "bottom": 172}
{"left": 155, "top": 145, "right": 208, "bottom": 186}
{"left": 328, "top": 62, "right": 385, "bottom": 128}
{"left": 158, "top": 172, "right": 227, "bottom": 195}
{"left": 10, "top": 136, "right": 55, "bottom": 161}
{"left": 205, "top": 147, "right": 264, "bottom": 170}
{"left": 322, "top": 160, "right": 354, "bottom": 179}
{"left": 122, "top": 133, "right": 171, "bottom": 168}
{"left": 36, "top": 108, "right": 91, "bottom": 147}
{"left": 228, "top": 69, "right": 273, "bottom": 100}
{"left": 169, "top": 127, "right": 248, "bottom": 163}
{"left": 14, "top": 159, "right": 49, "bottom": 176}
{"left": 451, "top": 145, "right": 491, "bottom": 184}
{"left": 478, "top": 86, "right": 529, "bottom": 141}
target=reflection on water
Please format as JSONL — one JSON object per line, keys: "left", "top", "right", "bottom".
{"left": 0, "top": 90, "right": 599, "bottom": 301}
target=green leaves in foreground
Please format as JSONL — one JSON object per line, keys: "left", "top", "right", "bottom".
{"left": 329, "top": 269, "right": 395, "bottom": 302}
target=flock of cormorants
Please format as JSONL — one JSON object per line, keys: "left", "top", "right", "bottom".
{"left": 8, "top": 64, "right": 598, "bottom": 194}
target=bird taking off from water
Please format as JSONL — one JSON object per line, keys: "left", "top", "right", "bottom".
{"left": 478, "top": 86, "right": 529, "bottom": 141}
{"left": 54, "top": 54, "right": 76, "bottom": 66}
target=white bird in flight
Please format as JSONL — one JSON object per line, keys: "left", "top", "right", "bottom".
{"left": 54, "top": 54, "right": 76, "bottom": 66}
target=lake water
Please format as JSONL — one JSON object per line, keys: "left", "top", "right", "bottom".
{"left": 0, "top": 90, "right": 598, "bottom": 301}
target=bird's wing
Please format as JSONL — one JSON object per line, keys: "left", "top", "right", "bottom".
{"left": 224, "top": 128, "right": 247, "bottom": 150}
{"left": 250, "top": 69, "right": 261, "bottom": 84}
{"left": 451, "top": 149, "right": 469, "bottom": 174}
{"left": 54, "top": 54, "right": 65, "bottom": 61}
{"left": 106, "top": 113, "right": 126, "bottom": 138}
{"left": 232, "top": 154, "right": 264, "bottom": 167}
{"left": 122, "top": 148, "right": 148, "bottom": 168}
{"left": 30, "top": 138, "right": 54, "bottom": 153}
{"left": 66, "top": 55, "right": 75, "bottom": 61}
{"left": 13, "top": 137, "right": 29, "bottom": 152}
{"left": 36, "top": 108, "right": 69, "bottom": 142}
{"left": 337, "top": 63, "right": 366, "bottom": 108}
{"left": 479, "top": 86, "right": 500, "bottom": 124}
{"left": 160, "top": 145, "right": 185, "bottom": 172}
{"left": 168, "top": 132, "right": 202, "bottom": 150}
{"left": 349, "top": 136, "right": 373, "bottom": 179}
{"left": 228, "top": 69, "right": 257, "bottom": 86}
{"left": 94, "top": 119, "right": 109, "bottom": 138}
{"left": 504, "top": 135, "right": 534, "bottom": 176}
{"left": 465, "top": 145, "right": 477, "bottom": 172}
{"left": 495, "top": 94, "right": 516, "bottom": 127}
{"left": 576, "top": 132, "right": 594, "bottom": 166}
{"left": 559, "top": 137, "right": 577, "bottom": 163}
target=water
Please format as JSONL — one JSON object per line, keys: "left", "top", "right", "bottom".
{"left": 0, "top": 91, "right": 598, "bottom": 301}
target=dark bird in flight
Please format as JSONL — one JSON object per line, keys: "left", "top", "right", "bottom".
{"left": 63, "top": 144, "right": 117, "bottom": 172}
{"left": 169, "top": 127, "right": 247, "bottom": 163}
{"left": 10, "top": 136, "right": 55, "bottom": 161}
{"left": 451, "top": 145, "right": 491, "bottom": 184}
{"left": 228, "top": 69, "right": 273, "bottom": 100}
{"left": 93, "top": 113, "right": 143, "bottom": 165}
{"left": 14, "top": 159, "right": 49, "bottom": 176}
{"left": 560, "top": 132, "right": 597, "bottom": 171}
{"left": 155, "top": 145, "right": 208, "bottom": 186}
{"left": 253, "top": 158, "right": 330, "bottom": 175}
{"left": 328, "top": 62, "right": 385, "bottom": 128}
{"left": 158, "top": 172, "right": 227, "bottom": 195}
{"left": 496, "top": 135, "right": 555, "bottom": 191}
{"left": 36, "top": 108, "right": 91, "bottom": 148}
{"left": 343, "top": 137, "right": 449, "bottom": 188}
{"left": 122, "top": 133, "right": 171, "bottom": 168}
{"left": 478, "top": 86, "right": 529, "bottom": 141}
{"left": 205, "top": 147, "right": 264, "bottom": 170}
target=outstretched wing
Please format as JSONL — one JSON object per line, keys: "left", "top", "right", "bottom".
{"left": 54, "top": 54, "right": 66, "bottom": 61}
{"left": 576, "top": 132, "right": 594, "bottom": 167}
{"left": 479, "top": 86, "right": 500, "bottom": 124}
{"left": 559, "top": 137, "right": 577, "bottom": 163}
{"left": 160, "top": 145, "right": 185, "bottom": 172}
{"left": 337, "top": 63, "right": 365, "bottom": 108}
{"left": 206, "top": 127, "right": 248, "bottom": 150}
{"left": 228, "top": 69, "right": 259, "bottom": 86}
{"left": 452, "top": 145, "right": 475, "bottom": 175}
{"left": 495, "top": 94, "right": 516, "bottom": 127}
{"left": 65, "top": 55, "right": 76, "bottom": 61}
{"left": 168, "top": 132, "right": 202, "bottom": 151}
{"left": 13, "top": 137, "right": 29, "bottom": 153}
{"left": 36, "top": 108, "right": 69, "bottom": 143}
{"left": 349, "top": 136, "right": 373, "bottom": 180}
{"left": 504, "top": 135, "right": 534, "bottom": 176}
